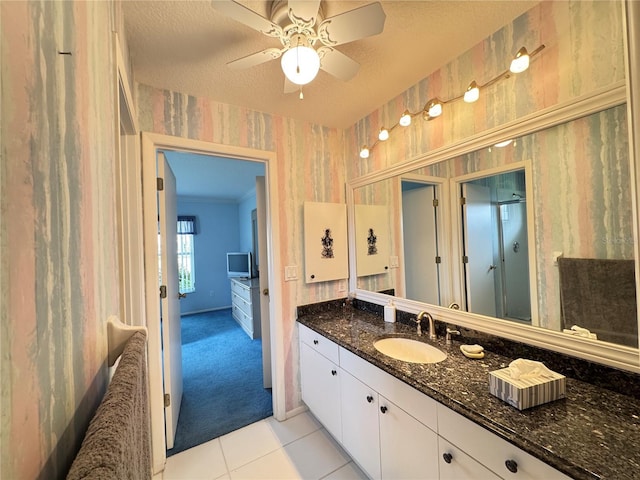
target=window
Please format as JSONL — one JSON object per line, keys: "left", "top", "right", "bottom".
{"left": 177, "top": 216, "right": 196, "bottom": 293}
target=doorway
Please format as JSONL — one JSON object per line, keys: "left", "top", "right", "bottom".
{"left": 163, "top": 150, "right": 270, "bottom": 455}
{"left": 459, "top": 167, "right": 533, "bottom": 322}
{"left": 141, "top": 133, "right": 285, "bottom": 475}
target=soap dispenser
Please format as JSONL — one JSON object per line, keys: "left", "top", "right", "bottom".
{"left": 384, "top": 300, "right": 396, "bottom": 323}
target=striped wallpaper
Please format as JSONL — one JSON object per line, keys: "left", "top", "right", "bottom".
{"left": 0, "top": 1, "right": 632, "bottom": 478}
{"left": 2, "top": 1, "right": 127, "bottom": 478}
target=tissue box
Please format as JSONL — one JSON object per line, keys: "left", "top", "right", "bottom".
{"left": 489, "top": 367, "right": 566, "bottom": 410}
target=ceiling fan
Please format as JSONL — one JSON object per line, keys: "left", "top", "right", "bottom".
{"left": 212, "top": 0, "right": 386, "bottom": 94}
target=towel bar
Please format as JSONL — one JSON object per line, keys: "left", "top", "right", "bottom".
{"left": 107, "top": 315, "right": 148, "bottom": 366}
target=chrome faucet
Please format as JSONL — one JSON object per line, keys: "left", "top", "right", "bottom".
{"left": 417, "top": 311, "right": 436, "bottom": 340}
{"left": 445, "top": 327, "right": 461, "bottom": 345}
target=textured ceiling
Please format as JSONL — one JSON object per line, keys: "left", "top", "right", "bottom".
{"left": 123, "top": 0, "right": 539, "bottom": 129}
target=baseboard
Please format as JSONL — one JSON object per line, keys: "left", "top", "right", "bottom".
{"left": 181, "top": 305, "right": 232, "bottom": 316}
{"left": 284, "top": 404, "right": 309, "bottom": 420}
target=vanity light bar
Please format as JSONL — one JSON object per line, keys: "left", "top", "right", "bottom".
{"left": 359, "top": 44, "right": 545, "bottom": 159}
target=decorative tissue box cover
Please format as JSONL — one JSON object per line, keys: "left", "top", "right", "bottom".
{"left": 489, "top": 367, "right": 566, "bottom": 410}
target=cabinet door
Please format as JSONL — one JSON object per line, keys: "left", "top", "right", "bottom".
{"left": 438, "top": 405, "right": 571, "bottom": 480}
{"left": 340, "top": 371, "right": 381, "bottom": 479}
{"left": 299, "top": 342, "right": 342, "bottom": 442}
{"left": 379, "top": 395, "right": 439, "bottom": 480}
{"left": 439, "top": 437, "right": 500, "bottom": 480}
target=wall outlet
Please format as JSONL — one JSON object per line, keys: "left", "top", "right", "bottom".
{"left": 389, "top": 256, "right": 399, "bottom": 268}
{"left": 338, "top": 279, "right": 347, "bottom": 292}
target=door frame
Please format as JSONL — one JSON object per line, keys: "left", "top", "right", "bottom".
{"left": 449, "top": 160, "right": 538, "bottom": 323}
{"left": 141, "top": 132, "right": 284, "bottom": 474}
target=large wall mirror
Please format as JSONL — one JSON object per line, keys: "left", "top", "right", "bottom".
{"left": 352, "top": 102, "right": 637, "bottom": 346}
{"left": 347, "top": 1, "right": 640, "bottom": 371}
{"left": 348, "top": 81, "right": 640, "bottom": 371}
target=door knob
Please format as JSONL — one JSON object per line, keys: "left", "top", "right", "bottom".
{"left": 488, "top": 264, "right": 497, "bottom": 271}
{"left": 263, "top": 288, "right": 269, "bottom": 296}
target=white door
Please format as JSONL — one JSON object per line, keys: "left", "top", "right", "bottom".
{"left": 256, "top": 176, "right": 271, "bottom": 388}
{"left": 158, "top": 152, "right": 183, "bottom": 449}
{"left": 402, "top": 183, "right": 439, "bottom": 304}
{"left": 462, "top": 183, "right": 497, "bottom": 316}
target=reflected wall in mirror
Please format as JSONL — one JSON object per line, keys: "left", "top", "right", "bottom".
{"left": 353, "top": 104, "right": 637, "bottom": 348}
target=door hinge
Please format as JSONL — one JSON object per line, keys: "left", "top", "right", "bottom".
{"left": 435, "top": 256, "right": 442, "bottom": 264}
{"left": 157, "top": 177, "right": 164, "bottom": 191}
{"left": 460, "top": 197, "right": 466, "bottom": 205}
{"left": 164, "top": 393, "right": 171, "bottom": 407}
{"left": 462, "top": 255, "right": 469, "bottom": 263}
{"left": 433, "top": 198, "right": 439, "bottom": 207}
{"left": 160, "top": 285, "right": 167, "bottom": 298}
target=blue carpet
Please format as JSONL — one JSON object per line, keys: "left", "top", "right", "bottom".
{"left": 167, "top": 309, "right": 272, "bottom": 456}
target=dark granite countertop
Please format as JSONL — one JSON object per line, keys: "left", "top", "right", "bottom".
{"left": 297, "top": 306, "right": 640, "bottom": 480}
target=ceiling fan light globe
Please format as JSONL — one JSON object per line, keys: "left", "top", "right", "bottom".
{"left": 281, "top": 46, "right": 321, "bottom": 85}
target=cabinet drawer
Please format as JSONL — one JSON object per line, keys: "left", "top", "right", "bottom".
{"left": 437, "top": 405, "right": 570, "bottom": 480}
{"left": 339, "top": 346, "right": 437, "bottom": 431}
{"left": 298, "top": 324, "right": 339, "bottom": 364}
{"left": 231, "top": 280, "right": 251, "bottom": 301}
{"left": 231, "top": 291, "right": 252, "bottom": 316}
{"left": 438, "top": 437, "right": 500, "bottom": 480}
{"left": 232, "top": 304, "right": 251, "bottom": 332}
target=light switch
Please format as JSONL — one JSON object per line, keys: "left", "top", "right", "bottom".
{"left": 285, "top": 265, "right": 298, "bottom": 281}
{"left": 389, "top": 256, "right": 399, "bottom": 268}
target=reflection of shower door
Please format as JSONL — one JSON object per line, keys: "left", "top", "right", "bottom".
{"left": 402, "top": 184, "right": 439, "bottom": 305}
{"left": 498, "top": 201, "right": 531, "bottom": 321}
{"left": 462, "top": 184, "right": 496, "bottom": 317}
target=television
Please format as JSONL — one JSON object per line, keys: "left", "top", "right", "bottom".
{"left": 227, "top": 252, "right": 253, "bottom": 278}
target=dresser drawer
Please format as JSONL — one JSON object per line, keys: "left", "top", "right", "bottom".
{"left": 437, "top": 405, "right": 570, "bottom": 479}
{"left": 298, "top": 323, "right": 339, "bottom": 364}
{"left": 231, "top": 280, "right": 251, "bottom": 302}
{"left": 231, "top": 291, "right": 252, "bottom": 315}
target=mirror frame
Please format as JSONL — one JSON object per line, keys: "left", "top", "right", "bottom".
{"left": 347, "top": 1, "right": 640, "bottom": 373}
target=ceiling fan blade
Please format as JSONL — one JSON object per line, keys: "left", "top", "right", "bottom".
{"left": 318, "top": 47, "right": 359, "bottom": 81}
{"left": 317, "top": 2, "right": 386, "bottom": 47}
{"left": 227, "top": 48, "right": 282, "bottom": 70}
{"left": 287, "top": 0, "right": 321, "bottom": 28}
{"left": 212, "top": 0, "right": 283, "bottom": 38}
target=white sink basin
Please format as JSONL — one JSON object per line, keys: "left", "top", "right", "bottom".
{"left": 374, "top": 337, "right": 447, "bottom": 364}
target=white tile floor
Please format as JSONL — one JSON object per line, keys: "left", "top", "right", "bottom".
{"left": 155, "top": 411, "right": 368, "bottom": 480}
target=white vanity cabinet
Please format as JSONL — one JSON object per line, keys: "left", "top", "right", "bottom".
{"left": 298, "top": 324, "right": 570, "bottom": 480}
{"left": 298, "top": 324, "right": 342, "bottom": 442}
{"left": 437, "top": 405, "right": 571, "bottom": 480}
{"left": 339, "top": 346, "right": 440, "bottom": 479}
